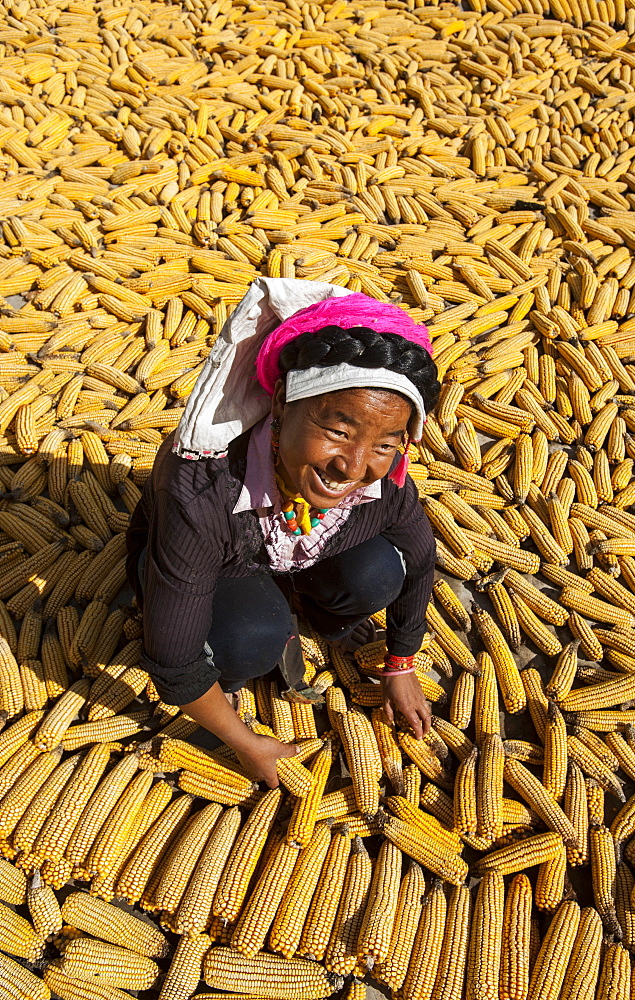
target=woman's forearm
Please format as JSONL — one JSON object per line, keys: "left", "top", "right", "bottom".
{"left": 181, "top": 682, "right": 256, "bottom": 753}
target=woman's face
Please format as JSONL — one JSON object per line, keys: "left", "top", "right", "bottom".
{"left": 271, "top": 382, "right": 412, "bottom": 508}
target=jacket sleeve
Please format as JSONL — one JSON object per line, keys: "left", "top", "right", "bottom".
{"left": 139, "top": 487, "right": 223, "bottom": 705}
{"left": 380, "top": 475, "right": 436, "bottom": 657}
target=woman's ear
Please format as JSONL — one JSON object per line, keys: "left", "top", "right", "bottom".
{"left": 271, "top": 379, "right": 286, "bottom": 420}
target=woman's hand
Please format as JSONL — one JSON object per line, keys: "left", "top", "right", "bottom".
{"left": 182, "top": 682, "right": 298, "bottom": 788}
{"left": 235, "top": 732, "right": 299, "bottom": 789}
{"left": 381, "top": 672, "right": 431, "bottom": 739}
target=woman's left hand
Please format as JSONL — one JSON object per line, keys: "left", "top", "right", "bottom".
{"left": 380, "top": 672, "right": 431, "bottom": 739}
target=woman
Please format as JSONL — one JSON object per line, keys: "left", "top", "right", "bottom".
{"left": 126, "top": 278, "right": 440, "bottom": 788}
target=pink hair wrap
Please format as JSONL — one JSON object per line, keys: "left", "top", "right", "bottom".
{"left": 255, "top": 292, "right": 432, "bottom": 488}
{"left": 255, "top": 292, "right": 432, "bottom": 396}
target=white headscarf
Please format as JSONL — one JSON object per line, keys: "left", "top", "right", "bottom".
{"left": 173, "top": 277, "right": 352, "bottom": 460}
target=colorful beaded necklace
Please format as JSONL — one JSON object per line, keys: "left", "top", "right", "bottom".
{"left": 275, "top": 472, "right": 328, "bottom": 536}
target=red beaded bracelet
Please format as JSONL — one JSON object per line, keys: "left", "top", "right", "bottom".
{"left": 380, "top": 653, "right": 416, "bottom": 676}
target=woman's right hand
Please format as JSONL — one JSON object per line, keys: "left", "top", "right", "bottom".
{"left": 235, "top": 732, "right": 299, "bottom": 789}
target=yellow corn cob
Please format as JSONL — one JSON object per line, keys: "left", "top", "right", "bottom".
{"left": 27, "top": 868, "right": 62, "bottom": 938}
{"left": 586, "top": 779, "right": 607, "bottom": 826}
{"left": 0, "top": 951, "right": 51, "bottom": 1000}
{"left": 450, "top": 670, "right": 475, "bottom": 731}
{"left": 269, "top": 823, "right": 332, "bottom": 960}
{"left": 425, "top": 602, "right": 478, "bottom": 673}
{"left": 510, "top": 591, "right": 562, "bottom": 656}
{"left": 596, "top": 942, "right": 631, "bottom": 1000}
{"left": 203, "top": 947, "right": 342, "bottom": 999}
{"left": 454, "top": 745, "right": 478, "bottom": 837}
{"left": 338, "top": 708, "right": 381, "bottom": 818}
{"left": 398, "top": 730, "right": 452, "bottom": 790}
{"left": 158, "top": 738, "right": 253, "bottom": 792}
{"left": 13, "top": 752, "right": 82, "bottom": 860}
{"left": 433, "top": 578, "right": 472, "bottom": 632}
{"left": 474, "top": 652, "right": 500, "bottom": 742}
{"left": 401, "top": 878, "right": 447, "bottom": 1000}
{"left": 374, "top": 859, "right": 426, "bottom": 992}
{"left": 116, "top": 793, "right": 194, "bottom": 904}
{"left": 0, "top": 856, "right": 27, "bottom": 904}
{"left": 333, "top": 813, "right": 383, "bottom": 838}
{"left": 61, "top": 715, "right": 147, "bottom": 751}
{"left": 90, "top": 780, "right": 174, "bottom": 903}
{"left": 504, "top": 757, "right": 579, "bottom": 847}
{"left": 472, "top": 832, "right": 564, "bottom": 877}
{"left": 316, "top": 785, "right": 358, "bottom": 822}
{"left": 150, "top": 801, "right": 223, "bottom": 916}
{"left": 465, "top": 870, "right": 504, "bottom": 1000}
{"left": 561, "top": 675, "right": 635, "bottom": 713}
{"left": 58, "top": 938, "right": 159, "bottom": 990}
{"left": 453, "top": 418, "right": 481, "bottom": 473}
{"left": 476, "top": 733, "right": 505, "bottom": 844}
{"left": 61, "top": 891, "right": 168, "bottom": 958}
{"left": 503, "top": 569, "right": 570, "bottom": 625}
{"left": 0, "top": 899, "right": 44, "bottom": 961}
{"left": 545, "top": 641, "right": 581, "bottom": 703}
{"left": 461, "top": 530, "right": 540, "bottom": 573}
{"left": 503, "top": 740, "right": 544, "bottom": 765}
{"left": 563, "top": 760, "right": 589, "bottom": 868}
{"left": 324, "top": 835, "right": 373, "bottom": 977}
{"left": 0, "top": 747, "right": 61, "bottom": 839}
{"left": 0, "top": 740, "right": 42, "bottom": 804}
{"left": 357, "top": 838, "right": 402, "bottom": 968}
{"left": 87, "top": 665, "right": 149, "bottom": 722}
{"left": 231, "top": 834, "right": 301, "bottom": 958}
{"left": 559, "top": 907, "right": 602, "bottom": 1000}
{"left": 615, "top": 862, "right": 635, "bottom": 953}
{"left": 606, "top": 730, "right": 635, "bottom": 784}
{"left": 31, "top": 743, "right": 112, "bottom": 866}
{"left": 527, "top": 901, "right": 581, "bottom": 1000}
{"left": 486, "top": 582, "right": 521, "bottom": 652}
{"left": 471, "top": 605, "right": 526, "bottom": 714}
{"left": 33, "top": 678, "right": 91, "bottom": 750}
{"left": 213, "top": 788, "right": 282, "bottom": 923}
{"left": 287, "top": 741, "right": 334, "bottom": 848}
{"left": 298, "top": 825, "right": 352, "bottom": 962}
{"left": 587, "top": 567, "right": 635, "bottom": 618}
{"left": 499, "top": 873, "right": 532, "bottom": 1000}
{"left": 543, "top": 701, "right": 568, "bottom": 803}
{"left": 246, "top": 720, "right": 314, "bottom": 797}
{"left": 381, "top": 815, "right": 468, "bottom": 886}
{"left": 590, "top": 824, "right": 620, "bottom": 934}
{"left": 561, "top": 587, "right": 635, "bottom": 628}
{"left": 157, "top": 932, "right": 211, "bottom": 1000}
{"left": 571, "top": 729, "right": 618, "bottom": 773}
{"left": 535, "top": 841, "right": 567, "bottom": 912}
{"left": 384, "top": 796, "right": 461, "bottom": 854}
{"left": 0, "top": 636, "right": 23, "bottom": 718}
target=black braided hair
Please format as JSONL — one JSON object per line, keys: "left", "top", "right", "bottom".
{"left": 278, "top": 325, "right": 440, "bottom": 414}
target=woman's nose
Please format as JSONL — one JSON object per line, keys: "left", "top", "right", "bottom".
{"left": 335, "top": 446, "right": 368, "bottom": 481}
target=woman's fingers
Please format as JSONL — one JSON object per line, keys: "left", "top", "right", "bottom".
{"left": 382, "top": 698, "right": 395, "bottom": 724}
{"left": 409, "top": 713, "right": 424, "bottom": 739}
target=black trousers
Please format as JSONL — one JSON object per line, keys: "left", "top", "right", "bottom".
{"left": 206, "top": 536, "right": 405, "bottom": 691}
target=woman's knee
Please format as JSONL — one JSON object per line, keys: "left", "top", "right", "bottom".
{"left": 209, "top": 575, "right": 293, "bottom": 682}
{"left": 295, "top": 536, "right": 405, "bottom": 616}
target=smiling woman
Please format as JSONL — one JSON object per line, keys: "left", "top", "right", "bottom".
{"left": 125, "top": 278, "right": 440, "bottom": 787}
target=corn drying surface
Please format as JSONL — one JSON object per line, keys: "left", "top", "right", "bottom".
{"left": 3, "top": 0, "right": 635, "bottom": 996}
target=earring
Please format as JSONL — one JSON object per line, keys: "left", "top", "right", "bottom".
{"left": 270, "top": 418, "right": 280, "bottom": 460}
